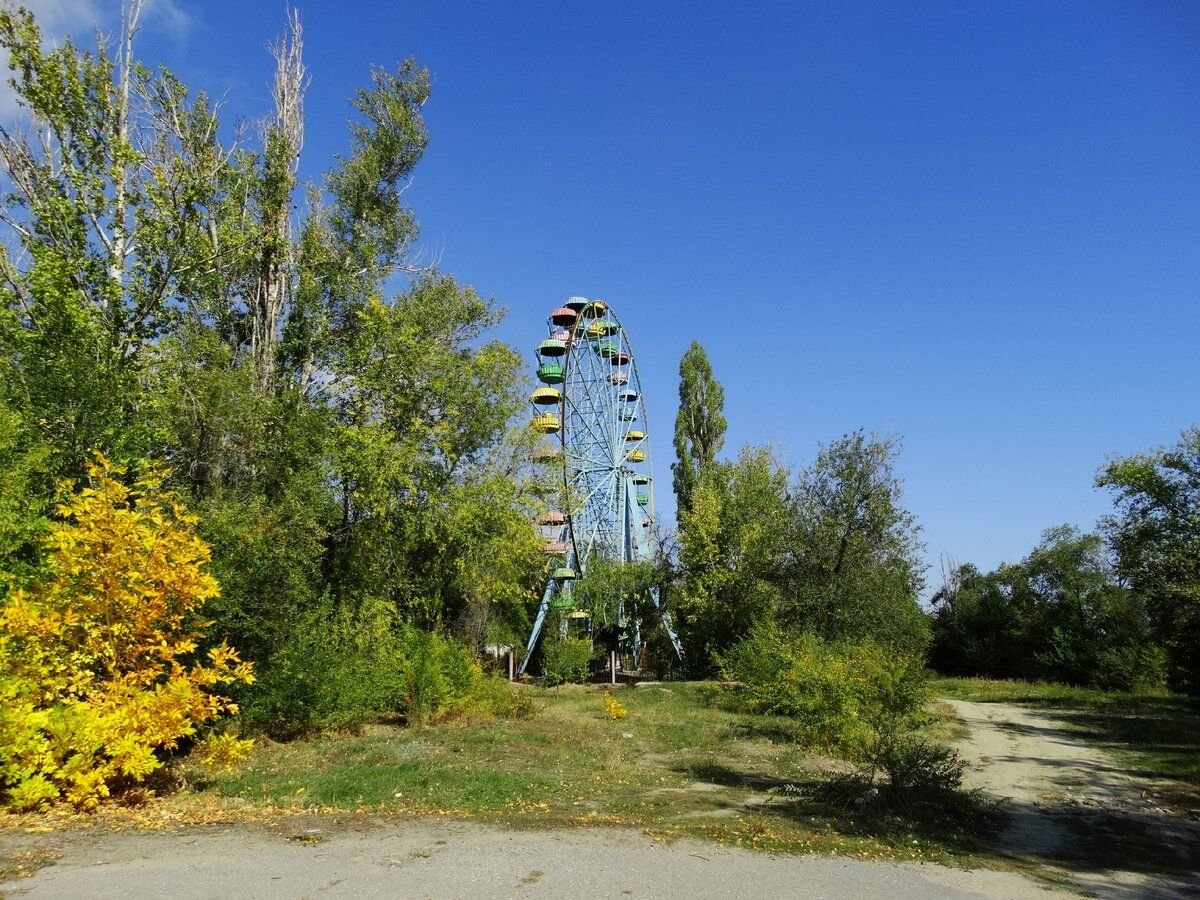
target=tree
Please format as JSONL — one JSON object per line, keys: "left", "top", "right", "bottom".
{"left": 928, "top": 526, "right": 1163, "bottom": 689}
{"left": 0, "top": 398, "right": 49, "bottom": 577}
{"left": 0, "top": 7, "right": 542, "bottom": 737}
{"left": 1098, "top": 425, "right": 1200, "bottom": 694}
{"left": 780, "top": 431, "right": 928, "bottom": 653}
{"left": 675, "top": 445, "right": 788, "bottom": 672}
{"left": 0, "top": 457, "right": 252, "bottom": 810}
{"left": 571, "top": 558, "right": 659, "bottom": 632}
{"left": 672, "top": 341, "right": 726, "bottom": 517}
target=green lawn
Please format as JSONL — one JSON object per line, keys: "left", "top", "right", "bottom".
{"left": 933, "top": 676, "right": 1200, "bottom": 803}
{"left": 190, "top": 682, "right": 986, "bottom": 863}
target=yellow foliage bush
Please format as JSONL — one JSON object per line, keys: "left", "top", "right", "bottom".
{"left": 0, "top": 456, "right": 253, "bottom": 810}
{"left": 194, "top": 732, "right": 255, "bottom": 773}
{"left": 602, "top": 690, "right": 627, "bottom": 720}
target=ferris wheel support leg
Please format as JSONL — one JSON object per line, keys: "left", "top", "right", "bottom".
{"left": 650, "top": 585, "right": 685, "bottom": 662}
{"left": 518, "top": 578, "right": 557, "bottom": 676}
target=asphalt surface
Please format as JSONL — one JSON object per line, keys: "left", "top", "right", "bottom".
{"left": 1, "top": 820, "right": 1066, "bottom": 899}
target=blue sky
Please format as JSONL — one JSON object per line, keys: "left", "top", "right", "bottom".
{"left": 34, "top": 0, "right": 1200, "bottom": 586}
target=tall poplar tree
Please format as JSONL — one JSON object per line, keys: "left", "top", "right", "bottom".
{"left": 672, "top": 341, "right": 726, "bottom": 517}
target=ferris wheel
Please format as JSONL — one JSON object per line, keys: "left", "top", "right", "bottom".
{"left": 520, "top": 296, "right": 684, "bottom": 674}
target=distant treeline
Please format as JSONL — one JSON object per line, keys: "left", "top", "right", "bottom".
{"left": 929, "top": 427, "right": 1200, "bottom": 695}
{"left": 670, "top": 345, "right": 1199, "bottom": 696}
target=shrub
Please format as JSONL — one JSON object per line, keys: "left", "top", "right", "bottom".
{"left": 0, "top": 457, "right": 253, "bottom": 810}
{"left": 718, "top": 627, "right": 926, "bottom": 754}
{"left": 720, "top": 627, "right": 1001, "bottom": 828}
{"left": 810, "top": 740, "right": 999, "bottom": 829}
{"left": 602, "top": 690, "right": 627, "bottom": 720}
{"left": 879, "top": 740, "right": 965, "bottom": 798}
{"left": 541, "top": 635, "right": 593, "bottom": 686}
{"left": 717, "top": 627, "right": 929, "bottom": 762}
{"left": 458, "top": 671, "right": 537, "bottom": 721}
{"left": 195, "top": 732, "right": 255, "bottom": 773}
{"left": 239, "top": 597, "right": 405, "bottom": 736}
{"left": 241, "top": 596, "right": 532, "bottom": 736}
{"left": 1093, "top": 642, "right": 1169, "bottom": 692}
{"left": 396, "top": 623, "right": 484, "bottom": 724}
{"left": 853, "top": 641, "right": 934, "bottom": 773}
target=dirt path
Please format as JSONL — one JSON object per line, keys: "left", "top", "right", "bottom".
{"left": 947, "top": 699, "right": 1200, "bottom": 899}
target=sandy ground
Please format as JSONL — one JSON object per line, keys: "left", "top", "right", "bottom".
{"left": 0, "top": 819, "right": 1066, "bottom": 900}
{"left": 948, "top": 699, "right": 1200, "bottom": 899}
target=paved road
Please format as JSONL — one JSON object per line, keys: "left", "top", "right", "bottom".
{"left": 1, "top": 820, "right": 1064, "bottom": 899}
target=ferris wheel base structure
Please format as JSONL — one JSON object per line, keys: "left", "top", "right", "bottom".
{"left": 519, "top": 296, "right": 684, "bottom": 676}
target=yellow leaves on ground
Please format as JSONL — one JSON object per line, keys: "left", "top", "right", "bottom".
{"left": 0, "top": 455, "right": 252, "bottom": 811}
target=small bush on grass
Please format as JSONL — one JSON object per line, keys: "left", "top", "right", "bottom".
{"left": 459, "top": 672, "right": 537, "bottom": 721}
{"left": 541, "top": 635, "right": 594, "bottom": 686}
{"left": 240, "top": 597, "right": 403, "bottom": 736}
{"left": 602, "top": 690, "right": 627, "bottom": 719}
{"left": 810, "top": 741, "right": 1002, "bottom": 831}
{"left": 717, "top": 626, "right": 924, "bottom": 755}
{"left": 720, "top": 626, "right": 998, "bottom": 829}
{"left": 242, "top": 598, "right": 533, "bottom": 736}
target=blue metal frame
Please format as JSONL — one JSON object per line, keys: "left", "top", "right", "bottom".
{"left": 519, "top": 298, "right": 683, "bottom": 674}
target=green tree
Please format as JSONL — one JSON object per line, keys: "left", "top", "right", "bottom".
{"left": 1098, "top": 425, "right": 1200, "bottom": 694}
{"left": 0, "top": 6, "right": 216, "bottom": 477}
{"left": 928, "top": 527, "right": 1163, "bottom": 690}
{"left": 0, "top": 7, "right": 542, "bottom": 735}
{"left": 672, "top": 341, "right": 726, "bottom": 517}
{"left": 572, "top": 558, "right": 660, "bottom": 634}
{"left": 675, "top": 445, "right": 788, "bottom": 673}
{"left": 781, "top": 431, "right": 928, "bottom": 653}
{"left": 0, "top": 398, "right": 50, "bottom": 578}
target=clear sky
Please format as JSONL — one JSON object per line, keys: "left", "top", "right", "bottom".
{"left": 28, "top": 0, "right": 1200, "bottom": 586}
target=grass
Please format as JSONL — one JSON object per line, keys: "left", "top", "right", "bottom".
{"left": 933, "top": 676, "right": 1200, "bottom": 806}
{"left": 189, "top": 682, "right": 994, "bottom": 864}
{"left": 933, "top": 676, "right": 1191, "bottom": 712}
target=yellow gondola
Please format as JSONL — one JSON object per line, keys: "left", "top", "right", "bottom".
{"left": 586, "top": 319, "right": 618, "bottom": 338}
{"left": 532, "top": 412, "right": 561, "bottom": 434}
